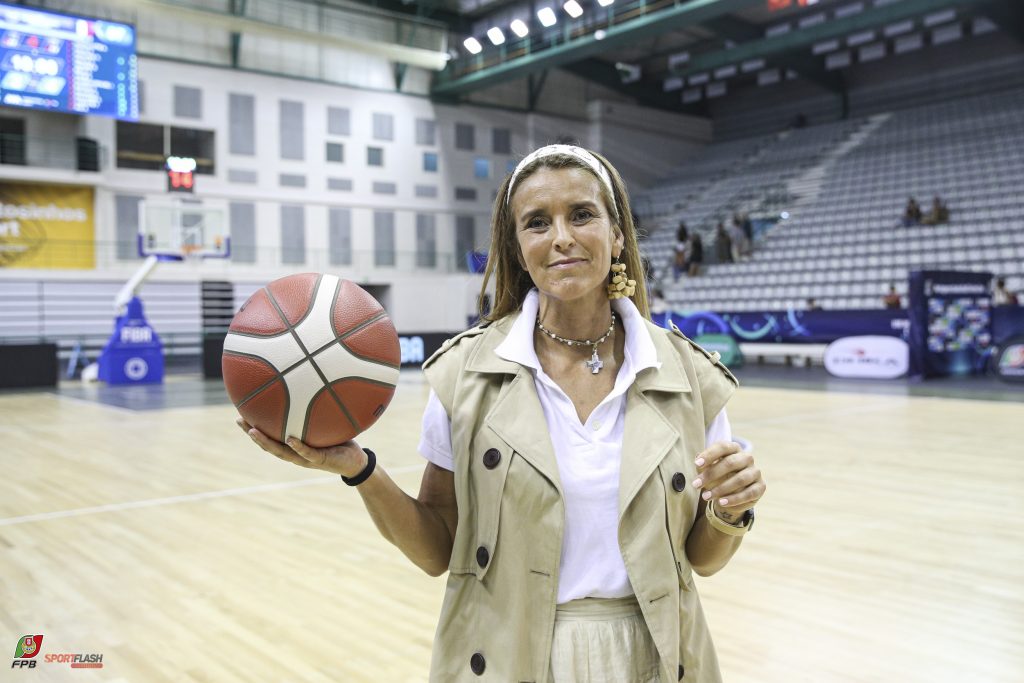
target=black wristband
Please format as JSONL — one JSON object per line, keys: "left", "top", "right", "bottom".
{"left": 341, "top": 448, "right": 376, "bottom": 487}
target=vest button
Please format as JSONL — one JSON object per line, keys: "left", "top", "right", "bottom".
{"left": 672, "top": 472, "right": 686, "bottom": 492}
{"left": 482, "top": 448, "right": 501, "bottom": 469}
{"left": 476, "top": 545, "right": 489, "bottom": 568}
{"left": 470, "top": 652, "right": 486, "bottom": 675}
{"left": 678, "top": 663, "right": 685, "bottom": 680}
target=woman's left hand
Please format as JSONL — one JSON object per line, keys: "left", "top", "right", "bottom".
{"left": 692, "top": 441, "right": 765, "bottom": 521}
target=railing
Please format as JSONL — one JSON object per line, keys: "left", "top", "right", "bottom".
{"left": 0, "top": 240, "right": 476, "bottom": 273}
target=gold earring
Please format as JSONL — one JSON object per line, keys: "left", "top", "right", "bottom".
{"left": 607, "top": 256, "right": 636, "bottom": 300}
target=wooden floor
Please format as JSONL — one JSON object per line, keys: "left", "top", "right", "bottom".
{"left": 2, "top": 373, "right": 1022, "bottom": 683}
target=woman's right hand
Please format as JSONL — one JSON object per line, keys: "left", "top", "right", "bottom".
{"left": 236, "top": 417, "right": 369, "bottom": 478}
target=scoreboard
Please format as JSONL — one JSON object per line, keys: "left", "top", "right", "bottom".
{"left": 0, "top": 2, "right": 138, "bottom": 120}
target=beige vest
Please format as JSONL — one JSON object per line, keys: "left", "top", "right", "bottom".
{"left": 422, "top": 312, "right": 738, "bottom": 683}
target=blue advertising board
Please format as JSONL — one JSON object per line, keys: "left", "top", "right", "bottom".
{"left": 0, "top": 2, "right": 138, "bottom": 119}
{"left": 907, "top": 271, "right": 993, "bottom": 378}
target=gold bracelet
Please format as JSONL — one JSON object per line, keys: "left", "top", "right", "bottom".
{"left": 705, "top": 499, "right": 753, "bottom": 536}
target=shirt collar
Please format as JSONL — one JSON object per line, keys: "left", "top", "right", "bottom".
{"left": 494, "top": 289, "right": 660, "bottom": 374}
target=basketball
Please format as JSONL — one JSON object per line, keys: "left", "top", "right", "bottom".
{"left": 222, "top": 273, "right": 400, "bottom": 448}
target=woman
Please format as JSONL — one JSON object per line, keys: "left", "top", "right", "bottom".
{"left": 240, "top": 144, "right": 766, "bottom": 682}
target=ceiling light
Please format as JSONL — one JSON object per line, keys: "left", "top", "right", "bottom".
{"left": 463, "top": 37, "right": 482, "bottom": 54}
{"left": 510, "top": 19, "right": 529, "bottom": 38}
{"left": 486, "top": 27, "right": 505, "bottom": 45}
{"left": 537, "top": 7, "right": 557, "bottom": 27}
{"left": 563, "top": 1, "right": 583, "bottom": 18}
{"left": 597, "top": 0, "right": 615, "bottom": 6}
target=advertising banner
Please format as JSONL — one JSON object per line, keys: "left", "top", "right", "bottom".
{"left": 0, "top": 182, "right": 95, "bottom": 269}
{"left": 908, "top": 270, "right": 993, "bottom": 379}
{"left": 824, "top": 336, "right": 910, "bottom": 379}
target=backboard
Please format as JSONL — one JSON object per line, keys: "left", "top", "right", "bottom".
{"left": 138, "top": 200, "right": 230, "bottom": 261}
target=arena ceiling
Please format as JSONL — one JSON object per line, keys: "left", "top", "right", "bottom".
{"left": 350, "top": 0, "right": 1024, "bottom": 114}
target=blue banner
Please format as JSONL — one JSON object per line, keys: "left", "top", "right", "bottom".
{"left": 652, "top": 308, "right": 909, "bottom": 344}
{"left": 908, "top": 270, "right": 993, "bottom": 378}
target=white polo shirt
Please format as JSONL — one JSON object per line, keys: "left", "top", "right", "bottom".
{"left": 419, "top": 289, "right": 731, "bottom": 603}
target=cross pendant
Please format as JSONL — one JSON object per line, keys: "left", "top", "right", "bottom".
{"left": 585, "top": 348, "right": 603, "bottom": 374}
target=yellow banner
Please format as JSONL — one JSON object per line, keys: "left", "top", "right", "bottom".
{"left": 0, "top": 183, "right": 95, "bottom": 269}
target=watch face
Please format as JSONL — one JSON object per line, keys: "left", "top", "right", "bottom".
{"left": 743, "top": 509, "right": 755, "bottom": 531}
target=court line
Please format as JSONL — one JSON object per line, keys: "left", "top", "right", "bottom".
{"left": 0, "top": 463, "right": 426, "bottom": 527}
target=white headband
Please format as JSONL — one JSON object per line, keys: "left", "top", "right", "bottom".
{"left": 506, "top": 144, "right": 614, "bottom": 205}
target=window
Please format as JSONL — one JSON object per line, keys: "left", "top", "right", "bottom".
{"left": 414, "top": 184, "right": 438, "bottom": 198}
{"left": 492, "top": 128, "right": 511, "bottom": 154}
{"left": 280, "top": 205, "right": 305, "bottom": 264}
{"left": 416, "top": 118, "right": 436, "bottom": 145}
{"left": 368, "top": 147, "right": 384, "bottom": 166}
{"left": 228, "top": 93, "right": 255, "bottom": 155}
{"left": 227, "top": 169, "right": 257, "bottom": 184}
{"left": 474, "top": 158, "right": 490, "bottom": 179}
{"left": 455, "top": 215, "right": 475, "bottom": 272}
{"left": 116, "top": 121, "right": 164, "bottom": 170}
{"left": 329, "top": 207, "right": 352, "bottom": 266}
{"left": 455, "top": 123, "right": 475, "bottom": 150}
{"left": 170, "top": 127, "right": 215, "bottom": 174}
{"left": 416, "top": 214, "right": 436, "bottom": 268}
{"left": 372, "top": 112, "right": 394, "bottom": 141}
{"left": 326, "top": 142, "right": 343, "bottom": 163}
{"left": 374, "top": 211, "right": 395, "bottom": 266}
{"left": 174, "top": 85, "right": 202, "bottom": 119}
{"left": 423, "top": 151, "right": 437, "bottom": 172}
{"left": 327, "top": 177, "right": 353, "bottom": 191}
{"left": 372, "top": 181, "right": 396, "bottom": 195}
{"left": 229, "top": 202, "right": 256, "bottom": 263}
{"left": 327, "top": 106, "right": 350, "bottom": 136}
{"left": 279, "top": 100, "right": 304, "bottom": 160}
{"left": 115, "top": 194, "right": 143, "bottom": 259}
{"left": 279, "top": 174, "right": 306, "bottom": 187}
{"left": 117, "top": 122, "right": 216, "bottom": 174}
{"left": 455, "top": 187, "right": 477, "bottom": 201}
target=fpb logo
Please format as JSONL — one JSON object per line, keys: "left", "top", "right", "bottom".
{"left": 11, "top": 635, "right": 43, "bottom": 669}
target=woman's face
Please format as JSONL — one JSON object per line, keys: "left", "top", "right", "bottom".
{"left": 510, "top": 166, "right": 623, "bottom": 305}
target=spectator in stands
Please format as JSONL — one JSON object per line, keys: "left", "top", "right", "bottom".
{"left": 672, "top": 221, "right": 689, "bottom": 281}
{"left": 922, "top": 196, "right": 950, "bottom": 225}
{"left": 650, "top": 286, "right": 669, "bottom": 315}
{"left": 806, "top": 298, "right": 822, "bottom": 311}
{"left": 740, "top": 213, "right": 754, "bottom": 245}
{"left": 730, "top": 214, "right": 752, "bottom": 261}
{"left": 715, "top": 222, "right": 733, "bottom": 264}
{"left": 994, "top": 278, "right": 1019, "bottom": 306}
{"left": 686, "top": 232, "right": 704, "bottom": 277}
{"left": 883, "top": 284, "right": 902, "bottom": 309}
{"left": 901, "top": 198, "right": 922, "bottom": 227}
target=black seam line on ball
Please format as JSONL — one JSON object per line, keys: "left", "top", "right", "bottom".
{"left": 306, "top": 311, "right": 401, "bottom": 371}
{"left": 277, "top": 273, "right": 326, "bottom": 331}
{"left": 264, "top": 277, "right": 354, "bottom": 437}
{"left": 337, "top": 310, "right": 388, "bottom": 341}
{"left": 223, "top": 350, "right": 287, "bottom": 409}
{"left": 301, "top": 382, "right": 358, "bottom": 441}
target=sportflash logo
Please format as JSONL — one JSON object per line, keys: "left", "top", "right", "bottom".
{"left": 11, "top": 635, "right": 104, "bottom": 670}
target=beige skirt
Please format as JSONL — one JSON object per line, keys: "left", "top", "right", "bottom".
{"left": 549, "top": 596, "right": 662, "bottom": 683}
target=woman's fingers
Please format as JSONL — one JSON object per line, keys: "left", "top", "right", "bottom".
{"left": 717, "top": 481, "right": 766, "bottom": 509}
{"left": 247, "top": 426, "right": 311, "bottom": 468}
{"left": 692, "top": 448, "right": 749, "bottom": 492}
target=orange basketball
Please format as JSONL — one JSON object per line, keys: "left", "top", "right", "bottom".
{"left": 222, "top": 273, "right": 400, "bottom": 447}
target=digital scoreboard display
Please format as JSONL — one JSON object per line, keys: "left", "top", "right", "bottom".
{"left": 0, "top": 2, "right": 138, "bottom": 120}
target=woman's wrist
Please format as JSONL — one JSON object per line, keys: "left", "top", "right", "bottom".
{"left": 712, "top": 502, "right": 744, "bottom": 525}
{"left": 340, "top": 449, "right": 375, "bottom": 485}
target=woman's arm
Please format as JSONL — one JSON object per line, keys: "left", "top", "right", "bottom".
{"left": 241, "top": 419, "right": 458, "bottom": 577}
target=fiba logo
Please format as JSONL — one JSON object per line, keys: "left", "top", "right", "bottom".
{"left": 124, "top": 357, "right": 149, "bottom": 380}
{"left": 120, "top": 326, "right": 153, "bottom": 343}
{"left": 11, "top": 635, "right": 43, "bottom": 669}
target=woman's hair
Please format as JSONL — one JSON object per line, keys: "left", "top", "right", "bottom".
{"left": 480, "top": 148, "right": 649, "bottom": 322}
